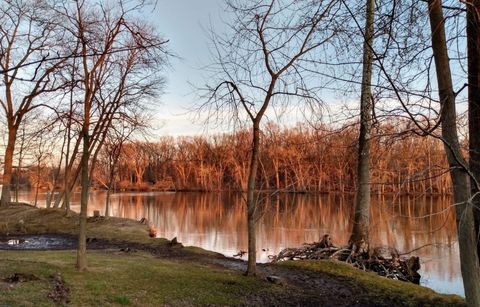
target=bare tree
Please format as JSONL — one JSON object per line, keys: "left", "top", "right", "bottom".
{"left": 62, "top": 0, "right": 168, "bottom": 271}
{"left": 428, "top": 0, "right": 480, "bottom": 304}
{"left": 348, "top": 0, "right": 375, "bottom": 252}
{"left": 200, "top": 0, "right": 342, "bottom": 275}
{"left": 30, "top": 130, "right": 53, "bottom": 207}
{"left": 0, "top": 0, "right": 68, "bottom": 206}
{"left": 95, "top": 122, "right": 139, "bottom": 217}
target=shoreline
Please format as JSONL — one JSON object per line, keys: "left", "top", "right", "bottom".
{"left": 0, "top": 203, "right": 466, "bottom": 306}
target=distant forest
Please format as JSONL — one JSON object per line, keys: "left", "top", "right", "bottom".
{"left": 13, "top": 121, "right": 451, "bottom": 196}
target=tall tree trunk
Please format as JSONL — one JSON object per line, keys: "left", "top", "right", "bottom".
{"left": 246, "top": 123, "right": 260, "bottom": 276}
{"left": 1, "top": 127, "right": 17, "bottom": 207}
{"left": 76, "top": 125, "right": 90, "bottom": 271}
{"left": 15, "top": 126, "right": 27, "bottom": 203}
{"left": 64, "top": 86, "right": 74, "bottom": 214}
{"left": 77, "top": 11, "right": 91, "bottom": 269}
{"left": 428, "top": 1, "right": 480, "bottom": 305}
{"left": 467, "top": 0, "right": 480, "bottom": 263}
{"left": 349, "top": 0, "right": 375, "bottom": 251}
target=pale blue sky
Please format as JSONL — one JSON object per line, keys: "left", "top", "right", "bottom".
{"left": 146, "top": 1, "right": 352, "bottom": 136}
{"left": 149, "top": 0, "right": 226, "bottom": 136}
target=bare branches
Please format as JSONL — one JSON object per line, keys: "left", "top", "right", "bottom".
{"left": 197, "top": 0, "right": 343, "bottom": 128}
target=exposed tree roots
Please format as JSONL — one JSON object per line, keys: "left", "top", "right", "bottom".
{"left": 269, "top": 234, "right": 421, "bottom": 285}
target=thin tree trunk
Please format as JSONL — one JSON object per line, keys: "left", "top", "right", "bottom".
{"left": 15, "top": 126, "right": 27, "bottom": 203}
{"left": 105, "top": 188, "right": 111, "bottom": 217}
{"left": 428, "top": 1, "right": 480, "bottom": 305}
{"left": 34, "top": 160, "right": 41, "bottom": 207}
{"left": 51, "top": 131, "right": 67, "bottom": 209}
{"left": 246, "top": 123, "right": 260, "bottom": 276}
{"left": 466, "top": 0, "right": 480, "bottom": 263}
{"left": 64, "top": 78, "right": 74, "bottom": 214}
{"left": 105, "top": 166, "right": 116, "bottom": 217}
{"left": 77, "top": 128, "right": 89, "bottom": 271}
{"left": 77, "top": 8, "right": 91, "bottom": 270}
{"left": 1, "top": 127, "right": 17, "bottom": 207}
{"left": 349, "top": 0, "right": 374, "bottom": 251}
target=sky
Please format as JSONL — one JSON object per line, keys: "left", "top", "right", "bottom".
{"left": 129, "top": 1, "right": 468, "bottom": 139}
{"left": 144, "top": 1, "right": 357, "bottom": 137}
{"left": 148, "top": 0, "right": 227, "bottom": 136}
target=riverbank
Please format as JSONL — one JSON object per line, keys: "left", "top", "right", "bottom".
{"left": 0, "top": 204, "right": 465, "bottom": 306}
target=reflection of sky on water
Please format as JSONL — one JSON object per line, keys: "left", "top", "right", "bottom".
{"left": 420, "top": 246, "right": 463, "bottom": 296}
{"left": 18, "top": 191, "right": 463, "bottom": 297}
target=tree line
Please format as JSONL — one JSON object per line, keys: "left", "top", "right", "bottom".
{"left": 8, "top": 120, "right": 452, "bottom": 196}
{"left": 10, "top": 121, "right": 452, "bottom": 195}
{"left": 92, "top": 122, "right": 450, "bottom": 194}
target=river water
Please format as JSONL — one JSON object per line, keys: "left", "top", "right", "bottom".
{"left": 17, "top": 190, "right": 463, "bottom": 297}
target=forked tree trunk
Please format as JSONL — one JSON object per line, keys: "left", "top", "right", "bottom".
{"left": 428, "top": 1, "right": 480, "bottom": 305}
{"left": 466, "top": 0, "right": 480, "bottom": 263}
{"left": 349, "top": 0, "right": 375, "bottom": 251}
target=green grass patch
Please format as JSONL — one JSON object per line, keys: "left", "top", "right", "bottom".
{"left": 278, "top": 260, "right": 465, "bottom": 307}
{"left": 0, "top": 250, "right": 275, "bottom": 306}
{"left": 113, "top": 296, "right": 131, "bottom": 305}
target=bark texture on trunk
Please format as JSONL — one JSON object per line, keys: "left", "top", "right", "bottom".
{"left": 467, "top": 0, "right": 480, "bottom": 262}
{"left": 1, "top": 127, "right": 18, "bottom": 207}
{"left": 349, "top": 0, "right": 375, "bottom": 251}
{"left": 76, "top": 9, "right": 91, "bottom": 270}
{"left": 246, "top": 123, "right": 260, "bottom": 276}
{"left": 428, "top": 1, "right": 480, "bottom": 305}
{"left": 76, "top": 126, "right": 89, "bottom": 271}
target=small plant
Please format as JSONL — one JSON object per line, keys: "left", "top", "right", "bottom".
{"left": 113, "top": 296, "right": 130, "bottom": 305}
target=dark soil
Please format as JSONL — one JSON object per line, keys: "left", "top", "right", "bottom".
{"left": 48, "top": 273, "right": 70, "bottom": 306}
{"left": 3, "top": 272, "right": 40, "bottom": 283}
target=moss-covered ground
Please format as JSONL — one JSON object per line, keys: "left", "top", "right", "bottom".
{"left": 279, "top": 260, "right": 464, "bottom": 307}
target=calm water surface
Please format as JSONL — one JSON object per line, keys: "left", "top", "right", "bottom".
{"left": 18, "top": 191, "right": 463, "bottom": 297}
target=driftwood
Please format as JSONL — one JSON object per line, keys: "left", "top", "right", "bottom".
{"left": 270, "top": 234, "right": 421, "bottom": 285}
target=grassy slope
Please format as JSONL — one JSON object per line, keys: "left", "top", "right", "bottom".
{"left": 0, "top": 250, "right": 276, "bottom": 306}
{"left": 280, "top": 260, "right": 465, "bottom": 307}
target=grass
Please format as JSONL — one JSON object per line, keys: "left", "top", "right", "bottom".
{"left": 279, "top": 259, "right": 465, "bottom": 307}
{"left": 0, "top": 250, "right": 275, "bottom": 306}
